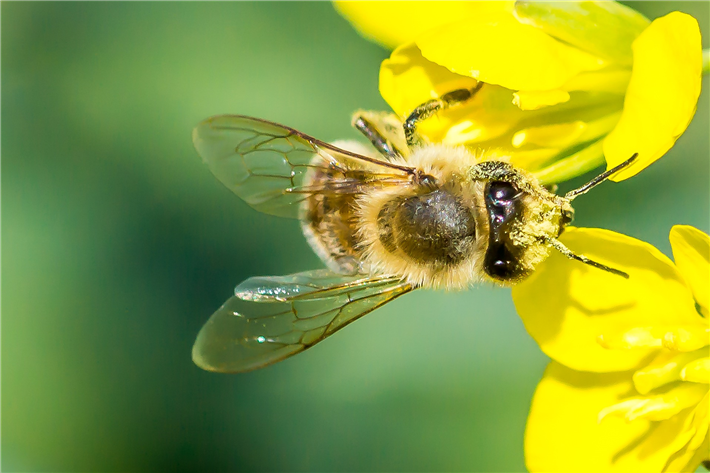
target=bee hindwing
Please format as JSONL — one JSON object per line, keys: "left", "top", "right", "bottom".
{"left": 192, "top": 270, "right": 413, "bottom": 373}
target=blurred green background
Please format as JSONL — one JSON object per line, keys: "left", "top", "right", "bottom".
{"left": 3, "top": 2, "right": 708, "bottom": 472}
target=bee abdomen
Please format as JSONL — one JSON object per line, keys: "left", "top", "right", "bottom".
{"left": 301, "top": 166, "right": 364, "bottom": 275}
{"left": 377, "top": 189, "right": 477, "bottom": 267}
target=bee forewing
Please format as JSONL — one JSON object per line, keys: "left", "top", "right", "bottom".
{"left": 192, "top": 115, "right": 414, "bottom": 219}
{"left": 192, "top": 115, "right": 321, "bottom": 218}
{"left": 192, "top": 270, "right": 413, "bottom": 373}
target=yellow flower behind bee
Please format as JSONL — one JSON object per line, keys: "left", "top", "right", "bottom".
{"left": 512, "top": 226, "right": 709, "bottom": 471}
{"left": 335, "top": 1, "right": 704, "bottom": 184}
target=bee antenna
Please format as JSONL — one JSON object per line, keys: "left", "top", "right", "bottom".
{"left": 565, "top": 153, "right": 638, "bottom": 201}
{"left": 546, "top": 238, "right": 629, "bottom": 279}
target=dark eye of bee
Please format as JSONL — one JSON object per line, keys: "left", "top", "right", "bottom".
{"left": 486, "top": 181, "right": 520, "bottom": 224}
{"left": 487, "top": 181, "right": 519, "bottom": 206}
{"left": 483, "top": 181, "right": 525, "bottom": 281}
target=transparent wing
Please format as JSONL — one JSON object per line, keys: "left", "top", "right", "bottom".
{"left": 192, "top": 115, "right": 414, "bottom": 218}
{"left": 192, "top": 269, "right": 413, "bottom": 373}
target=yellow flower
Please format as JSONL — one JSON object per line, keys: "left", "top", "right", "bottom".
{"left": 335, "top": 1, "right": 704, "bottom": 184}
{"left": 512, "top": 226, "right": 709, "bottom": 472}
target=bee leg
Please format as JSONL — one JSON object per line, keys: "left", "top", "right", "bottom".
{"left": 352, "top": 114, "right": 404, "bottom": 160}
{"left": 546, "top": 237, "right": 629, "bottom": 279}
{"left": 403, "top": 82, "right": 484, "bottom": 148}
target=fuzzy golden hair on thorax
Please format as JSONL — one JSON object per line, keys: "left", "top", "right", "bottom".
{"left": 355, "top": 144, "right": 492, "bottom": 290}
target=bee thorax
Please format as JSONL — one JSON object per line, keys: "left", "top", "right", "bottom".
{"left": 357, "top": 180, "right": 486, "bottom": 290}
{"left": 377, "top": 190, "right": 476, "bottom": 266}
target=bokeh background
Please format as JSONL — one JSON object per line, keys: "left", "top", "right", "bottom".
{"left": 3, "top": 2, "right": 708, "bottom": 472}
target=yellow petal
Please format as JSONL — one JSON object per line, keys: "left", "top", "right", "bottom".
{"left": 380, "top": 43, "right": 477, "bottom": 117}
{"left": 513, "top": 1, "right": 649, "bottom": 66}
{"left": 670, "top": 225, "right": 710, "bottom": 314}
{"left": 513, "top": 89, "right": 570, "bottom": 110}
{"left": 333, "top": 1, "right": 513, "bottom": 50}
{"left": 512, "top": 121, "right": 583, "bottom": 148}
{"left": 513, "top": 112, "right": 621, "bottom": 151}
{"left": 633, "top": 349, "right": 708, "bottom": 394}
{"left": 511, "top": 111, "right": 622, "bottom": 176}
{"left": 598, "top": 382, "right": 707, "bottom": 422}
{"left": 680, "top": 358, "right": 710, "bottom": 384}
{"left": 526, "top": 362, "right": 698, "bottom": 472}
{"left": 603, "top": 12, "right": 702, "bottom": 181}
{"left": 664, "top": 434, "right": 709, "bottom": 473}
{"left": 562, "top": 68, "right": 631, "bottom": 94}
{"left": 416, "top": 15, "right": 605, "bottom": 92}
{"left": 506, "top": 147, "right": 561, "bottom": 171}
{"left": 662, "top": 393, "right": 710, "bottom": 472}
{"left": 599, "top": 325, "right": 710, "bottom": 352}
{"left": 379, "top": 43, "right": 524, "bottom": 145}
{"left": 512, "top": 228, "right": 699, "bottom": 372}
{"left": 662, "top": 325, "right": 710, "bottom": 352}
{"left": 686, "top": 393, "right": 709, "bottom": 452}
{"left": 529, "top": 138, "right": 606, "bottom": 185}
{"left": 597, "top": 326, "right": 664, "bottom": 350}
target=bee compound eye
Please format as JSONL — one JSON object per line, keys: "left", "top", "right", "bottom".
{"left": 487, "top": 181, "right": 519, "bottom": 208}
{"left": 484, "top": 241, "right": 519, "bottom": 280}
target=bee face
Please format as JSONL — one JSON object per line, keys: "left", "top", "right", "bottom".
{"left": 481, "top": 177, "right": 571, "bottom": 283}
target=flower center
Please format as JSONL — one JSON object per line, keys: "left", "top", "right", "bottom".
{"left": 597, "top": 324, "right": 709, "bottom": 424}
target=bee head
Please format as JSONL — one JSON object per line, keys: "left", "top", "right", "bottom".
{"left": 472, "top": 161, "right": 575, "bottom": 283}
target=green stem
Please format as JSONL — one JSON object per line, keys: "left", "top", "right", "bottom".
{"left": 703, "top": 48, "right": 709, "bottom": 74}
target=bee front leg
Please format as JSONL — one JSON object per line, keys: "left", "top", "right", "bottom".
{"left": 403, "top": 82, "right": 484, "bottom": 148}
{"left": 352, "top": 113, "right": 404, "bottom": 160}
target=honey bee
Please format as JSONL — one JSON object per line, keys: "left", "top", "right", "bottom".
{"left": 192, "top": 83, "right": 637, "bottom": 373}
